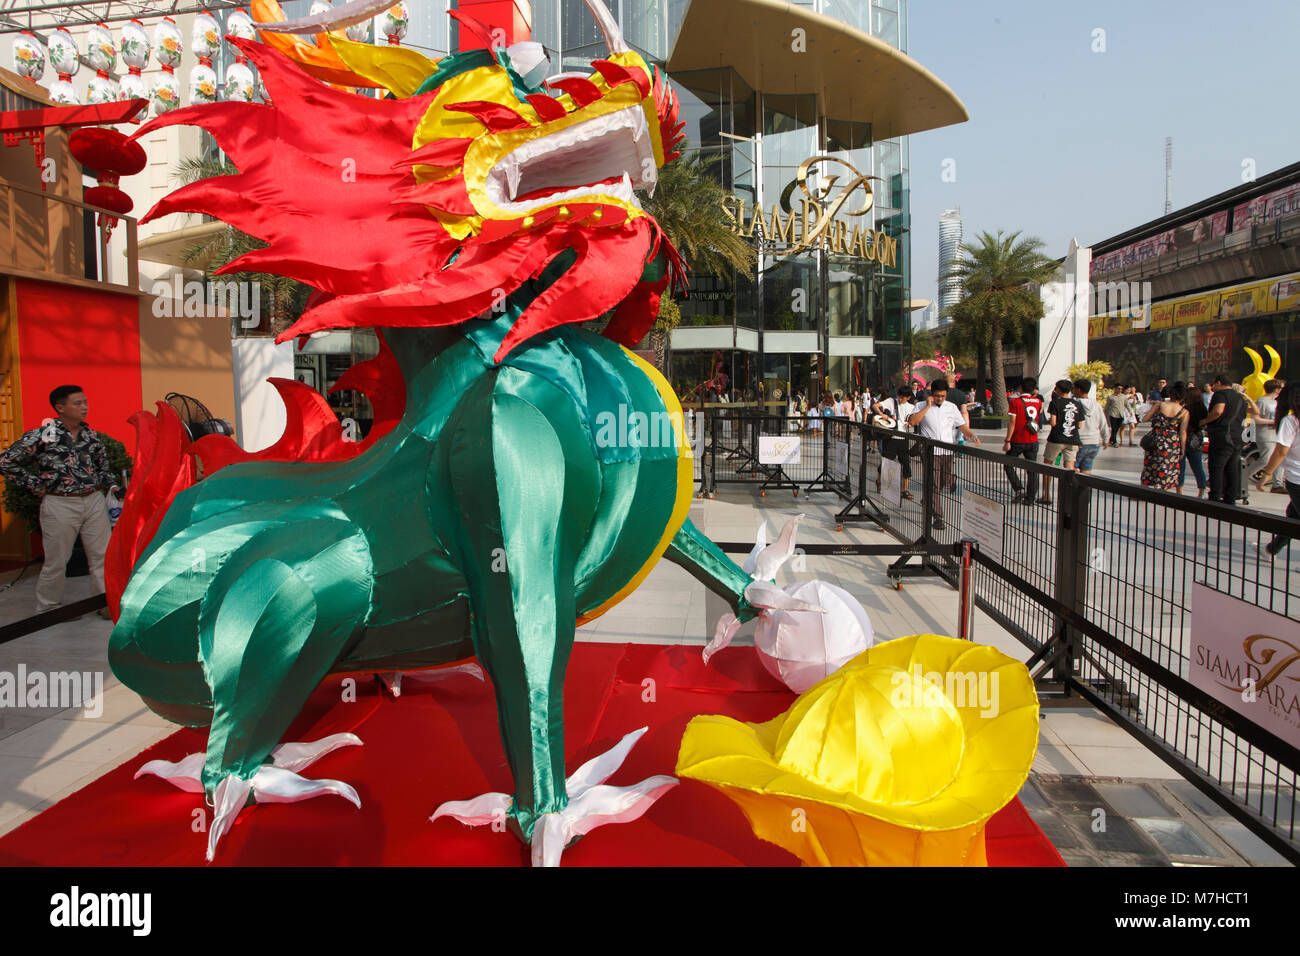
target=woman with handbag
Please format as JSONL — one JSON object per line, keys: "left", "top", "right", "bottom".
{"left": 1140, "top": 383, "right": 1188, "bottom": 491}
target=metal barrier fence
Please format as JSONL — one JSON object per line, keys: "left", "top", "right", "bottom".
{"left": 694, "top": 406, "right": 1300, "bottom": 863}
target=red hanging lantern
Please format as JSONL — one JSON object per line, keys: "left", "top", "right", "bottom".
{"left": 68, "top": 126, "right": 146, "bottom": 234}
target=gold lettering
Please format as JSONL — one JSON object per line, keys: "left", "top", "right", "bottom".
{"left": 862, "top": 230, "right": 877, "bottom": 261}
{"left": 769, "top": 205, "right": 796, "bottom": 244}
{"left": 831, "top": 219, "right": 848, "bottom": 254}
{"left": 883, "top": 236, "right": 897, "bottom": 268}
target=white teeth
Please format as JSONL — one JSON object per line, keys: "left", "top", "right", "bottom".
{"left": 506, "top": 161, "right": 521, "bottom": 201}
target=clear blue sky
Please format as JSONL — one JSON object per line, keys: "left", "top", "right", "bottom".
{"left": 906, "top": 0, "right": 1300, "bottom": 312}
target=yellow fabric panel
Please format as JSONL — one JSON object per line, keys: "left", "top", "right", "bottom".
{"left": 575, "top": 349, "right": 693, "bottom": 626}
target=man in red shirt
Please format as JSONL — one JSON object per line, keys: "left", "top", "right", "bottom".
{"left": 1003, "top": 377, "right": 1044, "bottom": 503}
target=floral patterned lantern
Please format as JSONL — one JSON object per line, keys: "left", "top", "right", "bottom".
{"left": 224, "top": 9, "right": 258, "bottom": 102}
{"left": 85, "top": 22, "right": 119, "bottom": 104}
{"left": 376, "top": 3, "right": 408, "bottom": 46}
{"left": 12, "top": 31, "right": 45, "bottom": 82}
{"left": 345, "top": 17, "right": 371, "bottom": 43}
{"left": 227, "top": 8, "right": 257, "bottom": 42}
{"left": 117, "top": 19, "right": 151, "bottom": 102}
{"left": 152, "top": 17, "right": 183, "bottom": 115}
{"left": 47, "top": 28, "right": 80, "bottom": 105}
{"left": 190, "top": 11, "right": 221, "bottom": 106}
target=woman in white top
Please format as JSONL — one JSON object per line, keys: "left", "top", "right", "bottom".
{"left": 1255, "top": 381, "right": 1300, "bottom": 557}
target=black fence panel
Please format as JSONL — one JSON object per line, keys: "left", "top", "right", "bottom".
{"left": 689, "top": 405, "right": 1300, "bottom": 862}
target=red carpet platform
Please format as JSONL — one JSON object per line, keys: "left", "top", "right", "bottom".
{"left": 0, "top": 643, "right": 1063, "bottom": 866}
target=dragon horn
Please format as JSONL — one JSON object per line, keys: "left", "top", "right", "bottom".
{"left": 254, "top": 0, "right": 394, "bottom": 33}
{"left": 1245, "top": 347, "right": 1263, "bottom": 375}
{"left": 1266, "top": 344, "right": 1282, "bottom": 378}
{"left": 582, "top": 0, "right": 631, "bottom": 54}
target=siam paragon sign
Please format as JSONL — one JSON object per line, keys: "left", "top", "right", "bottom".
{"left": 721, "top": 155, "right": 899, "bottom": 268}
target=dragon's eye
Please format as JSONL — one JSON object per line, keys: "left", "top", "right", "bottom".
{"left": 505, "top": 41, "right": 549, "bottom": 89}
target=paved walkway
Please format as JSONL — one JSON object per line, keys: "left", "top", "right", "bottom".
{"left": 0, "top": 487, "right": 1291, "bottom": 865}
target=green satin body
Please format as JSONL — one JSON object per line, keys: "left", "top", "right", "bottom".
{"left": 107, "top": 268, "right": 754, "bottom": 826}
{"left": 112, "top": 317, "right": 682, "bottom": 711}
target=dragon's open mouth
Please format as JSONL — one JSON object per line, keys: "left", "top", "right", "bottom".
{"left": 484, "top": 103, "right": 656, "bottom": 215}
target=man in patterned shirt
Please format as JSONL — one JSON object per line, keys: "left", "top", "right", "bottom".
{"left": 0, "top": 385, "right": 119, "bottom": 615}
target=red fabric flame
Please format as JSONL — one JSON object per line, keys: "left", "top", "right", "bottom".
{"left": 130, "top": 38, "right": 680, "bottom": 362}
{"left": 104, "top": 338, "right": 405, "bottom": 617}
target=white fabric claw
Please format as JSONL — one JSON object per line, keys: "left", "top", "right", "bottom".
{"left": 431, "top": 726, "right": 677, "bottom": 867}
{"left": 380, "top": 662, "right": 486, "bottom": 698}
{"left": 135, "top": 733, "right": 364, "bottom": 861}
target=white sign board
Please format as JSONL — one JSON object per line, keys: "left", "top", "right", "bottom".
{"left": 759, "top": 435, "right": 801, "bottom": 465}
{"left": 879, "top": 456, "right": 902, "bottom": 508}
{"left": 1189, "top": 584, "right": 1300, "bottom": 749}
{"left": 832, "top": 440, "right": 849, "bottom": 479}
{"left": 959, "top": 492, "right": 1005, "bottom": 563}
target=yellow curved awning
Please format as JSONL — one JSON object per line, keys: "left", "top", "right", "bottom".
{"left": 667, "top": 0, "right": 968, "bottom": 139}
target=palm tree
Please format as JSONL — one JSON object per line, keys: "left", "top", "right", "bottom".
{"left": 942, "top": 230, "right": 1059, "bottom": 414}
{"left": 643, "top": 150, "right": 754, "bottom": 373}
{"left": 174, "top": 155, "right": 312, "bottom": 336}
{"left": 942, "top": 297, "right": 990, "bottom": 406}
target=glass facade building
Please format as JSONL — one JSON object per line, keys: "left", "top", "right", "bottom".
{"left": 525, "top": 0, "right": 918, "bottom": 404}
{"left": 269, "top": 0, "right": 946, "bottom": 406}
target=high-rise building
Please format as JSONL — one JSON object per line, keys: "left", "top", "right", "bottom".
{"left": 938, "top": 208, "right": 964, "bottom": 319}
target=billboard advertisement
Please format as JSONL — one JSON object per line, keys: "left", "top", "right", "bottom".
{"left": 1232, "top": 182, "right": 1300, "bottom": 232}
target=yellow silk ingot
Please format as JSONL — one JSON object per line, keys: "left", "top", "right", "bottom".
{"left": 676, "top": 634, "right": 1040, "bottom": 866}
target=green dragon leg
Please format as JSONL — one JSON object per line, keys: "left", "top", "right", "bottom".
{"left": 195, "top": 518, "right": 374, "bottom": 797}
{"left": 440, "top": 370, "right": 600, "bottom": 841}
{"left": 665, "top": 518, "right": 760, "bottom": 624}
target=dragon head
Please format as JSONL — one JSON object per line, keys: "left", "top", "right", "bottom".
{"left": 135, "top": 0, "right": 686, "bottom": 361}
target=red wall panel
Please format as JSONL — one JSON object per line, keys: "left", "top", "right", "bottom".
{"left": 15, "top": 278, "right": 142, "bottom": 447}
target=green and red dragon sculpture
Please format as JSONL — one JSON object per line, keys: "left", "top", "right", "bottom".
{"left": 106, "top": 0, "right": 817, "bottom": 865}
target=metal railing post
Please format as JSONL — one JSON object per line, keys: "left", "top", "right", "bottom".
{"left": 1051, "top": 469, "right": 1092, "bottom": 685}
{"left": 958, "top": 538, "right": 975, "bottom": 640}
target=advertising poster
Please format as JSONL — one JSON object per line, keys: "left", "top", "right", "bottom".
{"left": 832, "top": 439, "right": 850, "bottom": 479}
{"left": 1216, "top": 281, "right": 1271, "bottom": 320}
{"left": 759, "top": 435, "right": 801, "bottom": 465}
{"left": 1195, "top": 325, "right": 1235, "bottom": 374}
{"left": 1269, "top": 273, "right": 1300, "bottom": 313}
{"left": 1150, "top": 302, "right": 1175, "bottom": 330}
{"left": 1174, "top": 294, "right": 1217, "bottom": 327}
{"left": 879, "top": 456, "right": 902, "bottom": 508}
{"left": 1189, "top": 584, "right": 1300, "bottom": 748}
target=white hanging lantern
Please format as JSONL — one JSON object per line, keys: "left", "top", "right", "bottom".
{"left": 12, "top": 31, "right": 45, "bottom": 82}
{"left": 191, "top": 11, "right": 221, "bottom": 106}
{"left": 117, "top": 19, "right": 150, "bottom": 102}
{"left": 227, "top": 9, "right": 257, "bottom": 43}
{"left": 223, "top": 59, "right": 256, "bottom": 102}
{"left": 152, "top": 17, "right": 183, "bottom": 115}
{"left": 154, "top": 16, "right": 183, "bottom": 71}
{"left": 85, "top": 22, "right": 118, "bottom": 104}
{"left": 190, "top": 60, "right": 218, "bottom": 106}
{"left": 310, "top": 1, "right": 333, "bottom": 15}
{"left": 47, "top": 27, "right": 80, "bottom": 105}
{"left": 193, "top": 11, "right": 221, "bottom": 60}
{"left": 151, "top": 69, "right": 181, "bottom": 115}
{"left": 345, "top": 18, "right": 371, "bottom": 43}
{"left": 376, "top": 3, "right": 409, "bottom": 46}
